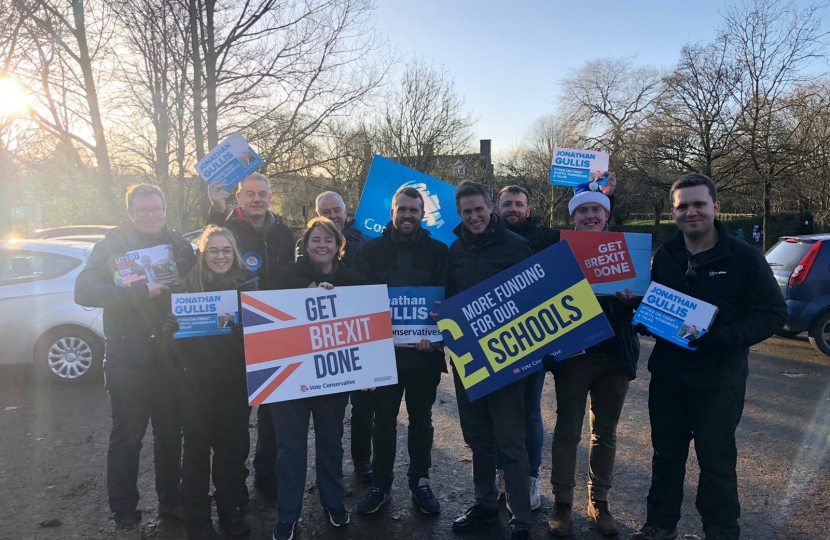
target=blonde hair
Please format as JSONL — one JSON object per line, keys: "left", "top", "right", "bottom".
{"left": 186, "top": 225, "right": 247, "bottom": 292}
{"left": 301, "top": 217, "right": 346, "bottom": 261}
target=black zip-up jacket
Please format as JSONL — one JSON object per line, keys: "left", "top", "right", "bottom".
{"left": 358, "top": 223, "right": 449, "bottom": 372}
{"left": 176, "top": 269, "right": 258, "bottom": 388}
{"left": 74, "top": 221, "right": 196, "bottom": 344}
{"left": 275, "top": 257, "right": 366, "bottom": 290}
{"left": 295, "top": 219, "right": 366, "bottom": 269}
{"left": 448, "top": 213, "right": 531, "bottom": 296}
{"left": 648, "top": 220, "right": 787, "bottom": 389}
{"left": 507, "top": 215, "right": 561, "bottom": 255}
{"left": 207, "top": 207, "right": 295, "bottom": 290}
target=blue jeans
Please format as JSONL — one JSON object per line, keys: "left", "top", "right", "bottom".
{"left": 497, "top": 369, "right": 545, "bottom": 477}
{"left": 105, "top": 341, "right": 182, "bottom": 525}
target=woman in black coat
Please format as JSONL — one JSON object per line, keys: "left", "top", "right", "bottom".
{"left": 270, "top": 217, "right": 366, "bottom": 540}
{"left": 165, "top": 225, "right": 258, "bottom": 539}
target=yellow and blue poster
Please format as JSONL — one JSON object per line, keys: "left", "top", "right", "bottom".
{"left": 434, "top": 241, "right": 614, "bottom": 401}
{"left": 354, "top": 156, "right": 460, "bottom": 246}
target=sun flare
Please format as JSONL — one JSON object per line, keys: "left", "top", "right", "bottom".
{"left": 0, "top": 78, "right": 30, "bottom": 117}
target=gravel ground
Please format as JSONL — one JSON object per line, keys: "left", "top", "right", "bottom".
{"left": 0, "top": 334, "right": 828, "bottom": 540}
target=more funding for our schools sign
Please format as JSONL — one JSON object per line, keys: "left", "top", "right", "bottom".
{"left": 171, "top": 291, "right": 239, "bottom": 339}
{"left": 549, "top": 147, "right": 610, "bottom": 187}
{"left": 559, "top": 231, "right": 652, "bottom": 296}
{"left": 353, "top": 156, "right": 461, "bottom": 246}
{"left": 194, "top": 132, "right": 263, "bottom": 191}
{"left": 632, "top": 282, "right": 719, "bottom": 351}
{"left": 433, "top": 241, "right": 614, "bottom": 401}
{"left": 388, "top": 286, "right": 444, "bottom": 346}
{"left": 240, "top": 285, "right": 397, "bottom": 405}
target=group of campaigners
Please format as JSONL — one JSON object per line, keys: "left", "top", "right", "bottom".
{"left": 74, "top": 169, "right": 787, "bottom": 540}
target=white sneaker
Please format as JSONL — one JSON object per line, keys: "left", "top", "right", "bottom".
{"left": 496, "top": 469, "right": 506, "bottom": 499}
{"left": 529, "top": 476, "right": 541, "bottom": 511}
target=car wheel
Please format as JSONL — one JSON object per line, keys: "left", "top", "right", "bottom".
{"left": 808, "top": 312, "right": 830, "bottom": 356}
{"left": 776, "top": 330, "right": 802, "bottom": 339}
{"left": 34, "top": 326, "right": 104, "bottom": 384}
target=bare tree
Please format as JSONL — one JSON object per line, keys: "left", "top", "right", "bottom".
{"left": 368, "top": 57, "right": 475, "bottom": 174}
{"left": 722, "top": 0, "right": 829, "bottom": 248}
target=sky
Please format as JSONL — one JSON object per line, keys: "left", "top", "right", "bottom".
{"left": 370, "top": 0, "right": 763, "bottom": 156}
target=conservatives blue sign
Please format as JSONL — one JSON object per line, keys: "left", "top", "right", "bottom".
{"left": 433, "top": 241, "right": 614, "bottom": 401}
{"left": 354, "top": 156, "right": 460, "bottom": 246}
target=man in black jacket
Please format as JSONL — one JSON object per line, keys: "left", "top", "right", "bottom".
{"left": 632, "top": 174, "right": 787, "bottom": 540}
{"left": 446, "top": 181, "right": 533, "bottom": 540}
{"left": 355, "top": 186, "right": 448, "bottom": 516}
{"left": 297, "top": 190, "right": 373, "bottom": 481}
{"left": 208, "top": 174, "right": 295, "bottom": 498}
{"left": 75, "top": 184, "right": 196, "bottom": 540}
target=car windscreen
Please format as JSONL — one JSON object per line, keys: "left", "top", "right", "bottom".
{"left": 765, "top": 240, "right": 814, "bottom": 272}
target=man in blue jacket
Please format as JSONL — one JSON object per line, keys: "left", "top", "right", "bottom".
{"left": 632, "top": 174, "right": 786, "bottom": 540}
{"left": 75, "top": 184, "right": 196, "bottom": 540}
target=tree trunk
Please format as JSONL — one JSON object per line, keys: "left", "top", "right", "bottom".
{"left": 71, "top": 0, "right": 117, "bottom": 215}
{"left": 204, "top": 0, "right": 218, "bottom": 149}
{"left": 189, "top": 0, "right": 205, "bottom": 160}
{"left": 763, "top": 178, "right": 772, "bottom": 251}
{"left": 652, "top": 198, "right": 663, "bottom": 241}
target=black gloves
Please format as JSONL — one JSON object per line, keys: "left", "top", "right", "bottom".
{"left": 688, "top": 330, "right": 721, "bottom": 354}
{"left": 633, "top": 323, "right": 654, "bottom": 338}
{"left": 162, "top": 313, "right": 180, "bottom": 334}
{"left": 231, "top": 322, "right": 245, "bottom": 344}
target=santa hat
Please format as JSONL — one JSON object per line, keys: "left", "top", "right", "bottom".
{"left": 568, "top": 181, "right": 611, "bottom": 215}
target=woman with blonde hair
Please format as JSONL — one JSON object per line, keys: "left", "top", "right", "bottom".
{"left": 164, "top": 225, "right": 258, "bottom": 539}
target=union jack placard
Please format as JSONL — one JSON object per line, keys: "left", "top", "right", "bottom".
{"left": 241, "top": 285, "right": 397, "bottom": 405}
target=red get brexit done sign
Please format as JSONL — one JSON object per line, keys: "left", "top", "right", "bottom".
{"left": 241, "top": 285, "right": 397, "bottom": 405}
{"left": 559, "top": 231, "right": 652, "bottom": 296}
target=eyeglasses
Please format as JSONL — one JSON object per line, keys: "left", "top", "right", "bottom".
{"left": 685, "top": 257, "right": 698, "bottom": 287}
{"left": 206, "top": 248, "right": 234, "bottom": 257}
{"left": 133, "top": 207, "right": 165, "bottom": 217}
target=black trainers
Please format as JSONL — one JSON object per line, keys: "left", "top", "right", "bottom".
{"left": 452, "top": 504, "right": 500, "bottom": 532}
{"left": 411, "top": 479, "right": 440, "bottom": 515}
{"left": 354, "top": 461, "right": 373, "bottom": 483}
{"left": 272, "top": 521, "right": 296, "bottom": 540}
{"left": 631, "top": 524, "right": 679, "bottom": 540}
{"left": 326, "top": 506, "right": 351, "bottom": 527}
{"left": 357, "top": 486, "right": 391, "bottom": 514}
{"left": 218, "top": 515, "right": 251, "bottom": 537}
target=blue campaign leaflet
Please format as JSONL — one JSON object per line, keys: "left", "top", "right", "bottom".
{"left": 549, "top": 147, "right": 610, "bottom": 187}
{"left": 172, "top": 290, "right": 240, "bottom": 339}
{"left": 632, "top": 281, "right": 719, "bottom": 350}
{"left": 434, "top": 242, "right": 614, "bottom": 401}
{"left": 388, "top": 286, "right": 444, "bottom": 346}
{"left": 194, "top": 132, "right": 263, "bottom": 191}
{"left": 353, "top": 156, "right": 460, "bottom": 246}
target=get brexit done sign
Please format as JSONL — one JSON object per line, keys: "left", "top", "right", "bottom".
{"left": 241, "top": 285, "right": 397, "bottom": 405}
{"left": 434, "top": 242, "right": 614, "bottom": 401}
{"left": 353, "top": 156, "right": 460, "bottom": 246}
{"left": 549, "top": 147, "right": 610, "bottom": 186}
{"left": 559, "top": 231, "right": 652, "bottom": 296}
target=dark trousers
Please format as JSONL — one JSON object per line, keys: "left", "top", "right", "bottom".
{"left": 550, "top": 353, "right": 629, "bottom": 503}
{"left": 181, "top": 380, "right": 250, "bottom": 529}
{"left": 497, "top": 368, "right": 545, "bottom": 478}
{"left": 350, "top": 390, "right": 374, "bottom": 464}
{"left": 646, "top": 375, "right": 746, "bottom": 540}
{"left": 270, "top": 393, "right": 349, "bottom": 523}
{"left": 372, "top": 369, "right": 441, "bottom": 490}
{"left": 453, "top": 369, "right": 532, "bottom": 532}
{"left": 105, "top": 349, "right": 181, "bottom": 525}
{"left": 253, "top": 405, "right": 277, "bottom": 486}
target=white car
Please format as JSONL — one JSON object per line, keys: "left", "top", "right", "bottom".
{"left": 0, "top": 239, "right": 104, "bottom": 383}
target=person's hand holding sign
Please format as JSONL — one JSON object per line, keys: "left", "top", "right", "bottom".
{"left": 415, "top": 339, "right": 435, "bottom": 353}
{"left": 598, "top": 171, "right": 617, "bottom": 196}
{"left": 318, "top": 282, "right": 334, "bottom": 290}
{"left": 208, "top": 182, "right": 230, "bottom": 213}
{"left": 147, "top": 282, "right": 168, "bottom": 298}
{"left": 614, "top": 287, "right": 639, "bottom": 306}
{"left": 429, "top": 300, "right": 441, "bottom": 320}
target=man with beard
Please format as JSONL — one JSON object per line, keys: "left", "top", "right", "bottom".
{"left": 355, "top": 186, "right": 448, "bottom": 516}
{"left": 493, "top": 177, "right": 617, "bottom": 511}
{"left": 208, "top": 174, "right": 295, "bottom": 500}
{"left": 297, "top": 190, "right": 373, "bottom": 482}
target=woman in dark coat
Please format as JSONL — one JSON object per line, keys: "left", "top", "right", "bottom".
{"left": 270, "top": 217, "right": 366, "bottom": 540}
{"left": 165, "top": 225, "right": 257, "bottom": 539}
